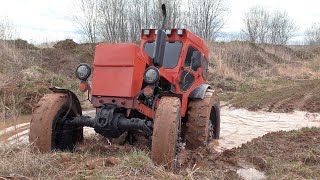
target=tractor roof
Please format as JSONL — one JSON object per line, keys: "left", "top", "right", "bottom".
{"left": 141, "top": 29, "right": 209, "bottom": 58}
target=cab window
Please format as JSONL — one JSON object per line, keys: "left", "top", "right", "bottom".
{"left": 144, "top": 41, "right": 182, "bottom": 69}
{"left": 184, "top": 46, "right": 198, "bottom": 68}
{"left": 202, "top": 56, "right": 208, "bottom": 80}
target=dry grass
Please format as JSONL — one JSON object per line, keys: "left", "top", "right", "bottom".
{"left": 0, "top": 135, "right": 180, "bottom": 180}
{"left": 0, "top": 40, "right": 93, "bottom": 120}
{"left": 2, "top": 127, "right": 319, "bottom": 179}
{"left": 207, "top": 41, "right": 320, "bottom": 112}
{"left": 230, "top": 79, "right": 320, "bottom": 112}
{"left": 0, "top": 144, "right": 61, "bottom": 179}
{"left": 0, "top": 66, "right": 84, "bottom": 119}
{"left": 0, "top": 134, "right": 239, "bottom": 179}
{"left": 209, "top": 41, "right": 320, "bottom": 83}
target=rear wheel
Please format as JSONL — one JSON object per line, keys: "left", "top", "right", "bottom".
{"left": 185, "top": 90, "right": 220, "bottom": 150}
{"left": 29, "top": 93, "right": 83, "bottom": 152}
{"left": 151, "top": 97, "right": 181, "bottom": 171}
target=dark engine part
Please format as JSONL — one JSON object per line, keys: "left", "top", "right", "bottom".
{"left": 68, "top": 106, "right": 152, "bottom": 138}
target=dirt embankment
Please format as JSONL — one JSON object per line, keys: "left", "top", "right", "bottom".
{"left": 207, "top": 41, "right": 320, "bottom": 113}
{"left": 0, "top": 39, "right": 93, "bottom": 118}
{"left": 1, "top": 39, "right": 320, "bottom": 117}
{"left": 231, "top": 79, "right": 320, "bottom": 113}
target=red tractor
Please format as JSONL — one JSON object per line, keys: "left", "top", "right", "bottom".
{"left": 29, "top": 4, "right": 220, "bottom": 170}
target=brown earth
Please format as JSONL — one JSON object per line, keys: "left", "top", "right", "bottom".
{"left": 230, "top": 79, "right": 320, "bottom": 113}
{"left": 1, "top": 127, "right": 319, "bottom": 179}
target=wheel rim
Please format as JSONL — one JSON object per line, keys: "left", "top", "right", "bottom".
{"left": 207, "top": 106, "right": 216, "bottom": 142}
{"left": 52, "top": 107, "right": 68, "bottom": 150}
{"left": 52, "top": 105, "right": 78, "bottom": 151}
{"left": 174, "top": 112, "right": 182, "bottom": 171}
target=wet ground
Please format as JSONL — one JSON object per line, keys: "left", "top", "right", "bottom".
{"left": 217, "top": 106, "right": 320, "bottom": 151}
{"left": 1, "top": 108, "right": 320, "bottom": 180}
{"left": 1, "top": 107, "right": 320, "bottom": 150}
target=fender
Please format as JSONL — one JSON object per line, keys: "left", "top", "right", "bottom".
{"left": 49, "top": 87, "right": 82, "bottom": 115}
{"left": 189, "top": 84, "right": 211, "bottom": 99}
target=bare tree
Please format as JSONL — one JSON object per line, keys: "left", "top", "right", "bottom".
{"left": 127, "top": 0, "right": 155, "bottom": 42}
{"left": 269, "top": 10, "right": 297, "bottom": 44}
{"left": 242, "top": 6, "right": 270, "bottom": 43}
{"left": 98, "top": 0, "right": 129, "bottom": 43}
{"left": 71, "top": 0, "right": 228, "bottom": 43}
{"left": 0, "top": 17, "right": 18, "bottom": 40}
{"left": 185, "top": 0, "right": 228, "bottom": 41}
{"left": 242, "top": 6, "right": 297, "bottom": 44}
{"left": 71, "top": 0, "right": 98, "bottom": 45}
{"left": 305, "top": 23, "right": 320, "bottom": 45}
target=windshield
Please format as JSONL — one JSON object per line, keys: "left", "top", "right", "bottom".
{"left": 144, "top": 41, "right": 183, "bottom": 69}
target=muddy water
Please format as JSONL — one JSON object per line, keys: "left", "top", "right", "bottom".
{"left": 1, "top": 108, "right": 320, "bottom": 150}
{"left": 216, "top": 107, "right": 320, "bottom": 151}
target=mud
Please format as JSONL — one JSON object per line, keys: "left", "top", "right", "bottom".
{"left": 1, "top": 107, "right": 320, "bottom": 179}
{"left": 217, "top": 106, "right": 320, "bottom": 151}
{"left": 1, "top": 107, "right": 320, "bottom": 150}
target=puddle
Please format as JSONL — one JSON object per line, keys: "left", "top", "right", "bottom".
{"left": 237, "top": 168, "right": 266, "bottom": 180}
{"left": 1, "top": 108, "right": 320, "bottom": 150}
{"left": 216, "top": 107, "right": 320, "bottom": 151}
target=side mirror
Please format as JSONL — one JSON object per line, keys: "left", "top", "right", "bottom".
{"left": 191, "top": 51, "right": 202, "bottom": 71}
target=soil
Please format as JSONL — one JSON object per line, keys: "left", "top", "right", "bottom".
{"left": 230, "top": 79, "right": 320, "bottom": 113}
{"left": 1, "top": 107, "right": 319, "bottom": 179}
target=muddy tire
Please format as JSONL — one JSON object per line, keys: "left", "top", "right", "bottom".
{"left": 186, "top": 89, "right": 220, "bottom": 150}
{"left": 151, "top": 97, "right": 181, "bottom": 171}
{"left": 29, "top": 93, "right": 83, "bottom": 152}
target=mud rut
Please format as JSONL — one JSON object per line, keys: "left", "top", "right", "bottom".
{"left": 0, "top": 107, "right": 320, "bottom": 173}
{"left": 1, "top": 106, "right": 320, "bottom": 150}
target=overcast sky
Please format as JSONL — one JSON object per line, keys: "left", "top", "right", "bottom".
{"left": 0, "top": 0, "right": 319, "bottom": 44}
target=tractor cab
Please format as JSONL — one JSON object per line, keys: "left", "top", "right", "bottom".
{"left": 139, "top": 29, "right": 210, "bottom": 115}
{"left": 141, "top": 28, "right": 209, "bottom": 73}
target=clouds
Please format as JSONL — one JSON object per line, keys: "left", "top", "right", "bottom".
{"left": 225, "top": 0, "right": 320, "bottom": 34}
{"left": 0, "top": 0, "right": 319, "bottom": 43}
{"left": 0, "top": 0, "right": 80, "bottom": 43}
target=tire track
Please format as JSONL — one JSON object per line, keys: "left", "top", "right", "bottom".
{"left": 0, "top": 108, "right": 320, "bottom": 151}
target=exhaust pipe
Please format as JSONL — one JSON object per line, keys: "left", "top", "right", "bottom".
{"left": 153, "top": 4, "right": 167, "bottom": 67}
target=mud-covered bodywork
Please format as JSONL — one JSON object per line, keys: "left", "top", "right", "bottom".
{"left": 29, "top": 4, "right": 220, "bottom": 171}
{"left": 91, "top": 43, "right": 149, "bottom": 97}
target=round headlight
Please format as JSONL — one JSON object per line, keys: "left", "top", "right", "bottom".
{"left": 75, "top": 63, "right": 91, "bottom": 80}
{"left": 144, "top": 67, "right": 160, "bottom": 84}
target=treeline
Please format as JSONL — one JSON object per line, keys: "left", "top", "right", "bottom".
{"left": 71, "top": 0, "right": 228, "bottom": 43}
{"left": 1, "top": 0, "right": 320, "bottom": 45}
{"left": 241, "top": 6, "right": 297, "bottom": 44}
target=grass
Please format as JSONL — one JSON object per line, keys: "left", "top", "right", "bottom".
{"left": 208, "top": 42, "right": 320, "bottom": 112}
{"left": 0, "top": 135, "right": 179, "bottom": 180}
{"left": 2, "top": 128, "right": 319, "bottom": 179}
{"left": 0, "top": 66, "right": 85, "bottom": 119}
{"left": 230, "top": 79, "right": 320, "bottom": 112}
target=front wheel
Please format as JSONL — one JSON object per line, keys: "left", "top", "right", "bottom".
{"left": 151, "top": 97, "right": 181, "bottom": 171}
{"left": 185, "top": 90, "right": 220, "bottom": 150}
{"left": 29, "top": 93, "right": 83, "bottom": 152}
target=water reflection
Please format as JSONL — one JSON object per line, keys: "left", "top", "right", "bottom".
{"left": 215, "top": 106, "right": 320, "bottom": 151}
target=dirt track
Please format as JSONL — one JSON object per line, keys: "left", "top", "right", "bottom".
{"left": 0, "top": 107, "right": 320, "bottom": 179}
{"left": 1, "top": 107, "right": 319, "bottom": 149}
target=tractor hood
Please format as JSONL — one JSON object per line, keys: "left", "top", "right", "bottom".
{"left": 91, "top": 43, "right": 147, "bottom": 97}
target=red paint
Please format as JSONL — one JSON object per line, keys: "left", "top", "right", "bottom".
{"left": 91, "top": 44, "right": 146, "bottom": 97}
{"left": 91, "top": 29, "right": 209, "bottom": 118}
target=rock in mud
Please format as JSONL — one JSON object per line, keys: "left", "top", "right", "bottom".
{"left": 104, "top": 156, "right": 119, "bottom": 166}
